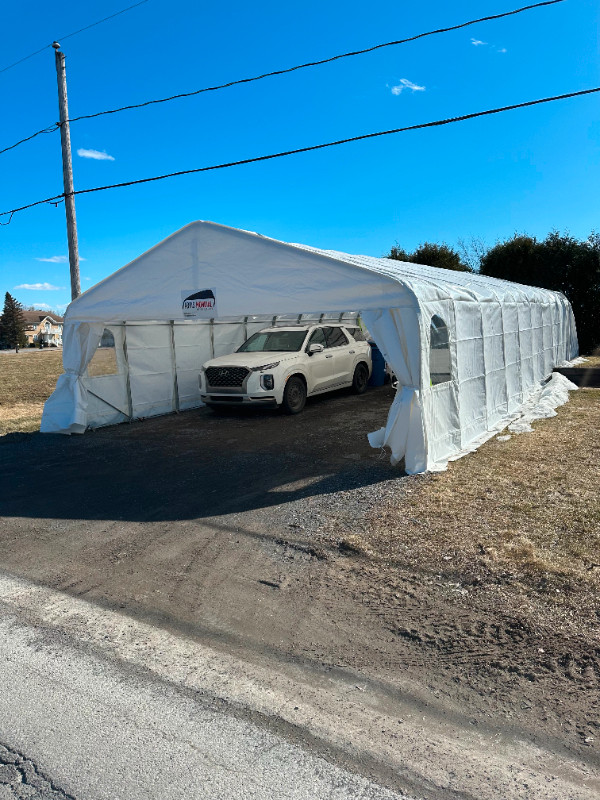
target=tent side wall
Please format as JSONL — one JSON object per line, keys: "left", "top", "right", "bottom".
{"left": 419, "top": 289, "right": 578, "bottom": 468}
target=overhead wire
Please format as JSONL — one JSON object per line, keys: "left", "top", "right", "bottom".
{"left": 1, "top": 84, "right": 598, "bottom": 223}
{"left": 0, "top": 0, "right": 566, "bottom": 156}
{"left": 0, "top": 0, "right": 151, "bottom": 75}
{"left": 68, "top": 1, "right": 567, "bottom": 123}
{"left": 57, "top": 0, "right": 151, "bottom": 44}
{"left": 0, "top": 123, "right": 59, "bottom": 156}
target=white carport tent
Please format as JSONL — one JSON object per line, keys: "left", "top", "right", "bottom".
{"left": 41, "top": 221, "right": 578, "bottom": 473}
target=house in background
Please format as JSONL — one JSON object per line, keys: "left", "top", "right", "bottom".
{"left": 22, "top": 311, "right": 64, "bottom": 346}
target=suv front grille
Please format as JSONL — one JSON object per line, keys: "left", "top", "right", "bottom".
{"left": 206, "top": 366, "right": 249, "bottom": 387}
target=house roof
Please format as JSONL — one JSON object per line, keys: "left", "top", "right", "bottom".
{"left": 21, "top": 311, "right": 64, "bottom": 327}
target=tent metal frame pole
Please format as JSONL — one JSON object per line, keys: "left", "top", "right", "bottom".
{"left": 478, "top": 306, "right": 490, "bottom": 435}
{"left": 122, "top": 321, "right": 134, "bottom": 420}
{"left": 498, "top": 301, "right": 510, "bottom": 412}
{"left": 209, "top": 319, "right": 215, "bottom": 358}
{"left": 515, "top": 301, "right": 525, "bottom": 402}
{"left": 169, "top": 320, "right": 180, "bottom": 413}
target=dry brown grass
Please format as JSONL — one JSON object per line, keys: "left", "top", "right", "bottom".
{"left": 0, "top": 350, "right": 63, "bottom": 435}
{"left": 364, "top": 388, "right": 600, "bottom": 618}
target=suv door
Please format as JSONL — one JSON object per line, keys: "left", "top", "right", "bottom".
{"left": 324, "top": 327, "right": 354, "bottom": 386}
{"left": 306, "top": 327, "right": 334, "bottom": 392}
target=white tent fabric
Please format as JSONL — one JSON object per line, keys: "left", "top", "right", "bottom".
{"left": 41, "top": 322, "right": 104, "bottom": 435}
{"left": 41, "top": 221, "right": 579, "bottom": 472}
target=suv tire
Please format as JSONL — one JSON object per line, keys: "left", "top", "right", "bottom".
{"left": 282, "top": 376, "right": 306, "bottom": 414}
{"left": 352, "top": 363, "right": 369, "bottom": 394}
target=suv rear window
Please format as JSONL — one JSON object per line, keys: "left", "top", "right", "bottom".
{"left": 325, "top": 327, "right": 349, "bottom": 348}
{"left": 346, "top": 327, "right": 368, "bottom": 342}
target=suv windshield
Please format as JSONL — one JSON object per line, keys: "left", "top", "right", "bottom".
{"left": 238, "top": 330, "right": 308, "bottom": 353}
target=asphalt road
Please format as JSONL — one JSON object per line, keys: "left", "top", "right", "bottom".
{"left": 0, "top": 581, "right": 413, "bottom": 800}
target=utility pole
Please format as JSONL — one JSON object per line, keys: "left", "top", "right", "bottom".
{"left": 52, "top": 42, "right": 81, "bottom": 300}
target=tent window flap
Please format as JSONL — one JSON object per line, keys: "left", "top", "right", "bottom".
{"left": 429, "top": 314, "right": 452, "bottom": 386}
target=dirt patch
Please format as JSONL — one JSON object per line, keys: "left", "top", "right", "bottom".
{"left": 1, "top": 383, "right": 599, "bottom": 795}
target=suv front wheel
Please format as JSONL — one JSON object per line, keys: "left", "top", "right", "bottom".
{"left": 281, "top": 376, "right": 307, "bottom": 415}
{"left": 352, "top": 363, "right": 369, "bottom": 394}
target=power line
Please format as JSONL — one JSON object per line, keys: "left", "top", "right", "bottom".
{"left": 0, "top": 0, "right": 151, "bottom": 75}
{"left": 58, "top": 0, "right": 151, "bottom": 44}
{"left": 68, "top": 0, "right": 567, "bottom": 124}
{"left": 0, "top": 123, "right": 59, "bottom": 156}
{"left": 0, "top": 0, "right": 566, "bottom": 156}
{"left": 1, "top": 84, "right": 597, "bottom": 223}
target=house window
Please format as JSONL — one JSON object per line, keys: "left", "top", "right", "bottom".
{"left": 429, "top": 315, "right": 452, "bottom": 385}
{"left": 87, "top": 328, "right": 119, "bottom": 377}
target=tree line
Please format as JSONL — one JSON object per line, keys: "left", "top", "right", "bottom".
{"left": 388, "top": 231, "right": 600, "bottom": 355}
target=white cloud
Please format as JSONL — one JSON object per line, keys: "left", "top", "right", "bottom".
{"left": 29, "top": 302, "right": 68, "bottom": 313}
{"left": 390, "top": 79, "right": 425, "bottom": 96}
{"left": 15, "top": 282, "right": 64, "bottom": 291}
{"left": 77, "top": 148, "right": 115, "bottom": 161}
{"left": 35, "top": 255, "right": 86, "bottom": 262}
{"left": 470, "top": 37, "right": 507, "bottom": 52}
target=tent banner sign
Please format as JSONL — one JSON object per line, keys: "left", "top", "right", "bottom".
{"left": 181, "top": 288, "right": 217, "bottom": 318}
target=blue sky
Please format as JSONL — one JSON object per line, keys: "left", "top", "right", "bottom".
{"left": 1, "top": 0, "right": 599, "bottom": 315}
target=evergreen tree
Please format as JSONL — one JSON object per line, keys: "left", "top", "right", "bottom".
{"left": 0, "top": 292, "right": 27, "bottom": 352}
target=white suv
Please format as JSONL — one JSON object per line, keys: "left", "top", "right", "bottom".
{"left": 199, "top": 324, "right": 372, "bottom": 414}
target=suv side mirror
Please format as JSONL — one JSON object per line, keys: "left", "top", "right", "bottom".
{"left": 308, "top": 343, "right": 324, "bottom": 355}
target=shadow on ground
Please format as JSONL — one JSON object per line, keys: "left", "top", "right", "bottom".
{"left": 0, "top": 386, "right": 400, "bottom": 523}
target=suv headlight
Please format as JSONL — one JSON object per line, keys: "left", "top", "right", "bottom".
{"left": 251, "top": 361, "right": 280, "bottom": 371}
{"left": 260, "top": 374, "right": 275, "bottom": 390}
